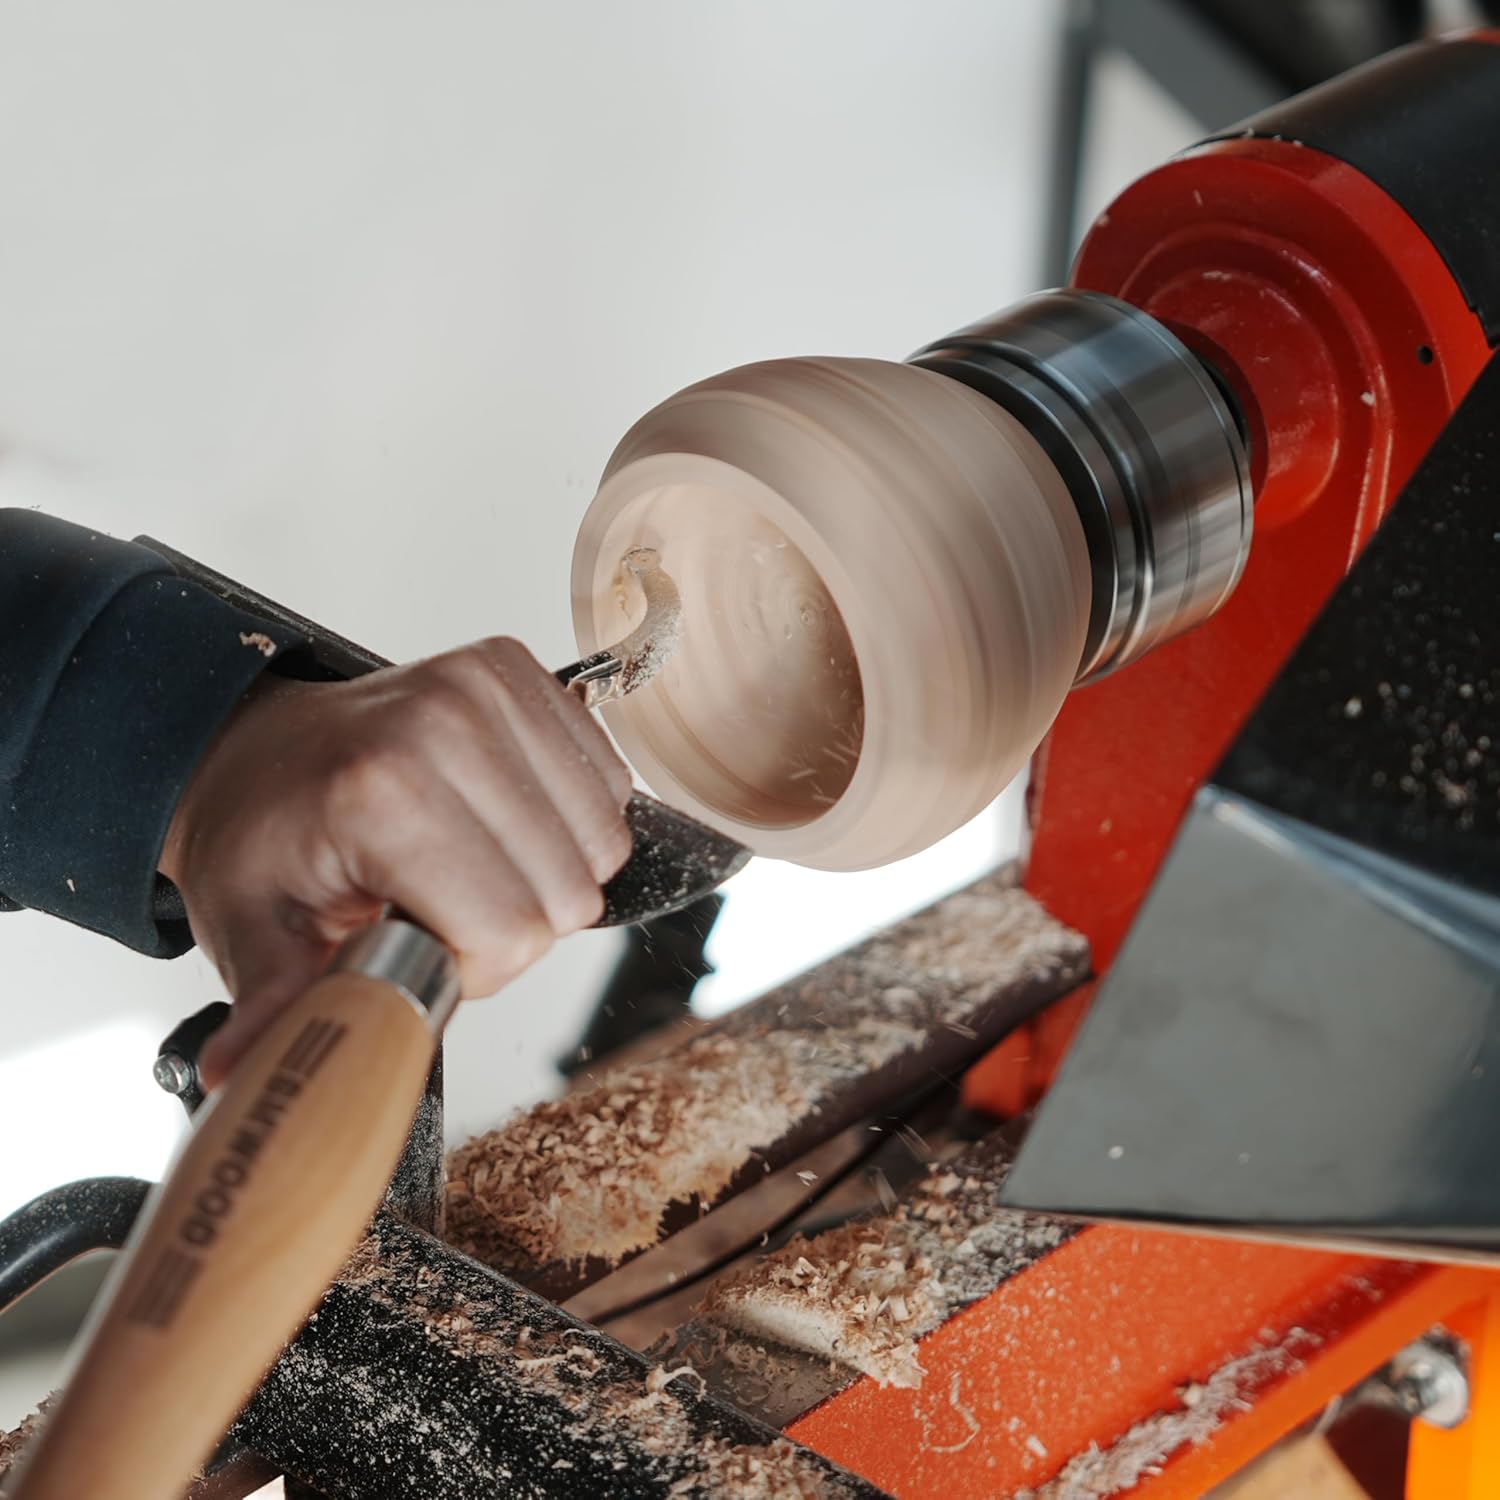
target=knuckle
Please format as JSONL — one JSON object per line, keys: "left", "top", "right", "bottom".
{"left": 608, "top": 760, "right": 634, "bottom": 803}
{"left": 483, "top": 636, "right": 537, "bottom": 675}
{"left": 561, "top": 880, "right": 606, "bottom": 933}
{"left": 403, "top": 653, "right": 454, "bottom": 695}
{"left": 440, "top": 642, "right": 528, "bottom": 715}
{"left": 521, "top": 920, "right": 557, "bottom": 968}
{"left": 464, "top": 921, "right": 553, "bottom": 996}
{"left": 428, "top": 684, "right": 484, "bottom": 739}
{"left": 581, "top": 739, "right": 632, "bottom": 796}
{"left": 327, "top": 745, "right": 416, "bottom": 819}
{"left": 590, "top": 816, "right": 633, "bottom": 879}
{"left": 412, "top": 662, "right": 489, "bottom": 728}
{"left": 434, "top": 646, "right": 494, "bottom": 689}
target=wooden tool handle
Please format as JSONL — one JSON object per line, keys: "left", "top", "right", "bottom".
{"left": 7, "top": 953, "right": 446, "bottom": 1500}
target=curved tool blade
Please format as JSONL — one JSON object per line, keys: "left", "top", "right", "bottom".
{"left": 601, "top": 794, "right": 750, "bottom": 927}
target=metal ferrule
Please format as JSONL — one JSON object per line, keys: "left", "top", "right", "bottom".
{"left": 912, "top": 289, "right": 1253, "bottom": 681}
{"left": 331, "top": 918, "right": 462, "bottom": 1032}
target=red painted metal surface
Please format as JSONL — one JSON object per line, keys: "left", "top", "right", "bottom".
{"left": 790, "top": 1236, "right": 1492, "bottom": 1499}
{"left": 1407, "top": 1295, "right": 1500, "bottom": 1499}
{"left": 969, "top": 135, "right": 1490, "bottom": 1116}
{"left": 793, "top": 138, "right": 1495, "bottom": 1496}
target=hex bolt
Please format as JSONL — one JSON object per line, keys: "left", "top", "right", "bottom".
{"left": 152, "top": 1000, "right": 231, "bottom": 1116}
{"left": 1387, "top": 1339, "right": 1470, "bottom": 1429}
{"left": 152, "top": 1051, "right": 195, "bottom": 1098}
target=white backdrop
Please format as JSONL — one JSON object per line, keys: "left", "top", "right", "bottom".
{"left": 0, "top": 0, "right": 1193, "bottom": 1428}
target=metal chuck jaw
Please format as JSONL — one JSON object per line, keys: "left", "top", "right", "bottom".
{"left": 913, "top": 288, "right": 1254, "bottom": 681}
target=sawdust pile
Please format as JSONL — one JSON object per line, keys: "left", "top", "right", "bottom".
{"left": 703, "top": 1223, "right": 939, "bottom": 1389}
{"left": 334, "top": 1228, "right": 857, "bottom": 1499}
{"left": 698, "top": 1151, "right": 1070, "bottom": 1390}
{"left": 1014, "top": 1330, "right": 1318, "bottom": 1499}
{"left": 671, "top": 1437, "right": 830, "bottom": 1499}
{"left": 446, "top": 872, "right": 1087, "bottom": 1278}
{"left": 447, "top": 1030, "right": 814, "bottom": 1271}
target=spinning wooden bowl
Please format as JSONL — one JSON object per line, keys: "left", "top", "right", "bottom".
{"left": 573, "top": 293, "right": 1252, "bottom": 870}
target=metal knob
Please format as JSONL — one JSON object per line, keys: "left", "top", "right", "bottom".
{"left": 153, "top": 1001, "right": 232, "bottom": 1116}
{"left": 151, "top": 1052, "right": 195, "bottom": 1099}
{"left": 1386, "top": 1338, "right": 1470, "bottom": 1430}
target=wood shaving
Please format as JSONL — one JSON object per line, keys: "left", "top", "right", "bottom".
{"left": 0, "top": 1397, "right": 50, "bottom": 1485}
{"left": 326, "top": 1226, "right": 862, "bottom": 1499}
{"left": 1014, "top": 1329, "right": 1319, "bottom": 1499}
{"left": 447, "top": 1030, "right": 814, "bottom": 1269}
{"left": 697, "top": 1144, "right": 1070, "bottom": 1390}
{"left": 445, "top": 872, "right": 1086, "bottom": 1278}
{"left": 666, "top": 1437, "right": 833, "bottom": 1499}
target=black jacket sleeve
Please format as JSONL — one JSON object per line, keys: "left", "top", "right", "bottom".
{"left": 0, "top": 510, "right": 308, "bottom": 957}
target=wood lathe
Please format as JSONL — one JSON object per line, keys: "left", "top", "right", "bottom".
{"left": 2, "top": 29, "right": 1499, "bottom": 1500}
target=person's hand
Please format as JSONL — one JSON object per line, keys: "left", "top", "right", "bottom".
{"left": 159, "top": 638, "right": 633, "bottom": 1089}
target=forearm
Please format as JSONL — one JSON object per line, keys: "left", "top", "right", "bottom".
{"left": 0, "top": 510, "right": 307, "bottom": 955}
{"left": 0, "top": 510, "right": 631, "bottom": 1084}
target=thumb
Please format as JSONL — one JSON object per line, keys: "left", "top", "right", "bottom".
{"left": 198, "top": 923, "right": 336, "bottom": 1093}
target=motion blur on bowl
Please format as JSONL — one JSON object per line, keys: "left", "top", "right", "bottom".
{"left": 3, "top": 2, "right": 1499, "bottom": 1499}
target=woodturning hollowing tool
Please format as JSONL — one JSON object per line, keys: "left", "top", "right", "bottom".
{"left": 138, "top": 535, "right": 751, "bottom": 932}
{"left": 2, "top": 549, "right": 733, "bottom": 1500}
